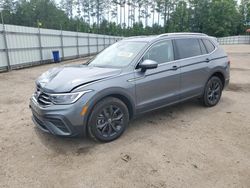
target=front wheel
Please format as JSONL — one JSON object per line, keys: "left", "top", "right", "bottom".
{"left": 202, "top": 76, "right": 223, "bottom": 107}
{"left": 88, "top": 97, "right": 129, "bottom": 142}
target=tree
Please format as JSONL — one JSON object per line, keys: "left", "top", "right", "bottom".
{"left": 169, "top": 0, "right": 189, "bottom": 32}
{"left": 60, "top": 0, "right": 75, "bottom": 18}
{"left": 239, "top": 0, "right": 250, "bottom": 31}
{"left": 150, "top": 0, "right": 156, "bottom": 26}
{"left": 0, "top": 0, "right": 17, "bottom": 24}
{"left": 0, "top": 0, "right": 246, "bottom": 37}
{"left": 81, "top": 0, "right": 91, "bottom": 24}
{"left": 206, "top": 0, "right": 240, "bottom": 36}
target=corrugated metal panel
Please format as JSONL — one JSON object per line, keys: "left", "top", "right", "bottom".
{"left": 9, "top": 49, "right": 40, "bottom": 65}
{"left": 79, "top": 46, "right": 88, "bottom": 56}
{"left": 0, "top": 24, "right": 8, "bottom": 68}
{"left": 63, "top": 35, "right": 77, "bottom": 46}
{"left": 64, "top": 47, "right": 77, "bottom": 57}
{"left": 90, "top": 46, "right": 97, "bottom": 53}
{"left": 0, "top": 52, "right": 7, "bottom": 68}
{"left": 218, "top": 35, "right": 250, "bottom": 45}
{"left": 78, "top": 37, "right": 88, "bottom": 46}
{"left": 41, "top": 35, "right": 61, "bottom": 47}
{"left": 42, "top": 48, "right": 62, "bottom": 61}
{"left": 0, "top": 24, "right": 123, "bottom": 70}
{"left": 7, "top": 33, "right": 39, "bottom": 49}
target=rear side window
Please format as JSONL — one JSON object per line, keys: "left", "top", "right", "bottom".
{"left": 175, "top": 38, "right": 202, "bottom": 59}
{"left": 202, "top": 39, "right": 215, "bottom": 53}
{"left": 144, "top": 40, "right": 174, "bottom": 64}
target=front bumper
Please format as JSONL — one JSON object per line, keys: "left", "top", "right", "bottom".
{"left": 224, "top": 78, "right": 230, "bottom": 89}
{"left": 29, "top": 95, "right": 90, "bottom": 137}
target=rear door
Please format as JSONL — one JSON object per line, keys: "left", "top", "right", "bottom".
{"left": 134, "top": 40, "right": 181, "bottom": 113}
{"left": 174, "top": 38, "right": 210, "bottom": 99}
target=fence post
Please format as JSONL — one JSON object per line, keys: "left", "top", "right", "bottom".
{"left": 38, "top": 27, "right": 43, "bottom": 64}
{"left": 109, "top": 36, "right": 111, "bottom": 46}
{"left": 103, "top": 36, "right": 105, "bottom": 49}
{"left": 96, "top": 35, "right": 99, "bottom": 53}
{"left": 76, "top": 31, "right": 79, "bottom": 58}
{"left": 87, "top": 34, "right": 90, "bottom": 56}
{"left": 60, "top": 29, "right": 64, "bottom": 60}
{"left": 1, "top": 18, "right": 11, "bottom": 71}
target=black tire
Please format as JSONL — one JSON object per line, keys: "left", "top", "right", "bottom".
{"left": 202, "top": 76, "right": 223, "bottom": 107}
{"left": 88, "top": 97, "right": 129, "bottom": 142}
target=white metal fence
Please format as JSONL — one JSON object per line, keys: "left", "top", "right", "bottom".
{"left": 0, "top": 24, "right": 123, "bottom": 71}
{"left": 217, "top": 35, "right": 250, "bottom": 45}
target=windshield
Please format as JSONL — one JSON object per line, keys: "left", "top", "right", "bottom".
{"left": 89, "top": 41, "right": 147, "bottom": 68}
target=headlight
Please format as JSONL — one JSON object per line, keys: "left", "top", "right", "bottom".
{"left": 49, "top": 90, "right": 92, "bottom": 105}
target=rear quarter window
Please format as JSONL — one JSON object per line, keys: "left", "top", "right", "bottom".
{"left": 202, "top": 39, "right": 215, "bottom": 53}
{"left": 199, "top": 39, "right": 207, "bottom": 54}
{"left": 175, "top": 38, "right": 203, "bottom": 59}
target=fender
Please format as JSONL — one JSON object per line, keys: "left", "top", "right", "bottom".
{"left": 206, "top": 68, "right": 227, "bottom": 88}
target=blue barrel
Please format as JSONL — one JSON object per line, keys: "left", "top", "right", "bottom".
{"left": 52, "top": 51, "right": 60, "bottom": 62}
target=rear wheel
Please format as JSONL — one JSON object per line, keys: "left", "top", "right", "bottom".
{"left": 88, "top": 97, "right": 129, "bottom": 142}
{"left": 202, "top": 76, "right": 223, "bottom": 107}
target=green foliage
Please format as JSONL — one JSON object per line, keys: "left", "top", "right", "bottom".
{"left": 0, "top": 0, "right": 248, "bottom": 37}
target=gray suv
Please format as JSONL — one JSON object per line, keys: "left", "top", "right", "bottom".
{"left": 30, "top": 33, "right": 230, "bottom": 142}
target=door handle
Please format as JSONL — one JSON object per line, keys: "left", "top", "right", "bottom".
{"left": 205, "top": 58, "right": 210, "bottom": 63}
{"left": 171, "top": 65, "right": 178, "bottom": 71}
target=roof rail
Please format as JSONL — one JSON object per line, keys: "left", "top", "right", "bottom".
{"left": 125, "top": 35, "right": 149, "bottom": 39}
{"left": 158, "top": 32, "right": 208, "bottom": 38}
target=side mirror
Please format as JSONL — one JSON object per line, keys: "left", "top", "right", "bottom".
{"left": 138, "top": 59, "right": 158, "bottom": 72}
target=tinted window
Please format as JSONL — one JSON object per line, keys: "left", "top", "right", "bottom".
{"left": 199, "top": 39, "right": 207, "bottom": 54}
{"left": 175, "top": 38, "right": 202, "bottom": 59}
{"left": 144, "top": 40, "right": 174, "bottom": 64}
{"left": 202, "top": 39, "right": 215, "bottom": 53}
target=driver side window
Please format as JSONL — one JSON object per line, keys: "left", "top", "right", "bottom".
{"left": 144, "top": 40, "right": 174, "bottom": 64}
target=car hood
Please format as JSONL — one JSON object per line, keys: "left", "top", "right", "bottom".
{"left": 36, "top": 65, "right": 121, "bottom": 93}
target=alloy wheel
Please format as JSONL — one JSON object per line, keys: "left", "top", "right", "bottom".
{"left": 96, "top": 105, "right": 124, "bottom": 138}
{"left": 207, "top": 80, "right": 221, "bottom": 105}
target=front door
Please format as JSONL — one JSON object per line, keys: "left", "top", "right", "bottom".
{"left": 134, "top": 40, "right": 181, "bottom": 113}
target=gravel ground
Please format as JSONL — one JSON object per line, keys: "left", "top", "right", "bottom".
{"left": 0, "top": 45, "right": 250, "bottom": 188}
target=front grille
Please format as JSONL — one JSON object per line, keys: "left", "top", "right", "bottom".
{"left": 38, "top": 92, "right": 52, "bottom": 106}
{"left": 35, "top": 87, "right": 52, "bottom": 106}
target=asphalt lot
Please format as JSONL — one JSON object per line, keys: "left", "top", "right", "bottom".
{"left": 0, "top": 45, "right": 250, "bottom": 188}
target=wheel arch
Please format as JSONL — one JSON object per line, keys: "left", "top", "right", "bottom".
{"left": 83, "top": 88, "right": 136, "bottom": 136}
{"left": 209, "top": 71, "right": 226, "bottom": 88}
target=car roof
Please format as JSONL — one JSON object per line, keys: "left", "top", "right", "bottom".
{"left": 123, "top": 33, "right": 209, "bottom": 43}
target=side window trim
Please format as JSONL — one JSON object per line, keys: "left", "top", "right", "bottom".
{"left": 200, "top": 39, "right": 209, "bottom": 54}
{"left": 202, "top": 38, "right": 216, "bottom": 53}
{"left": 135, "top": 37, "right": 218, "bottom": 69}
{"left": 173, "top": 37, "right": 219, "bottom": 61}
{"left": 198, "top": 39, "right": 208, "bottom": 54}
{"left": 172, "top": 39, "right": 179, "bottom": 61}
